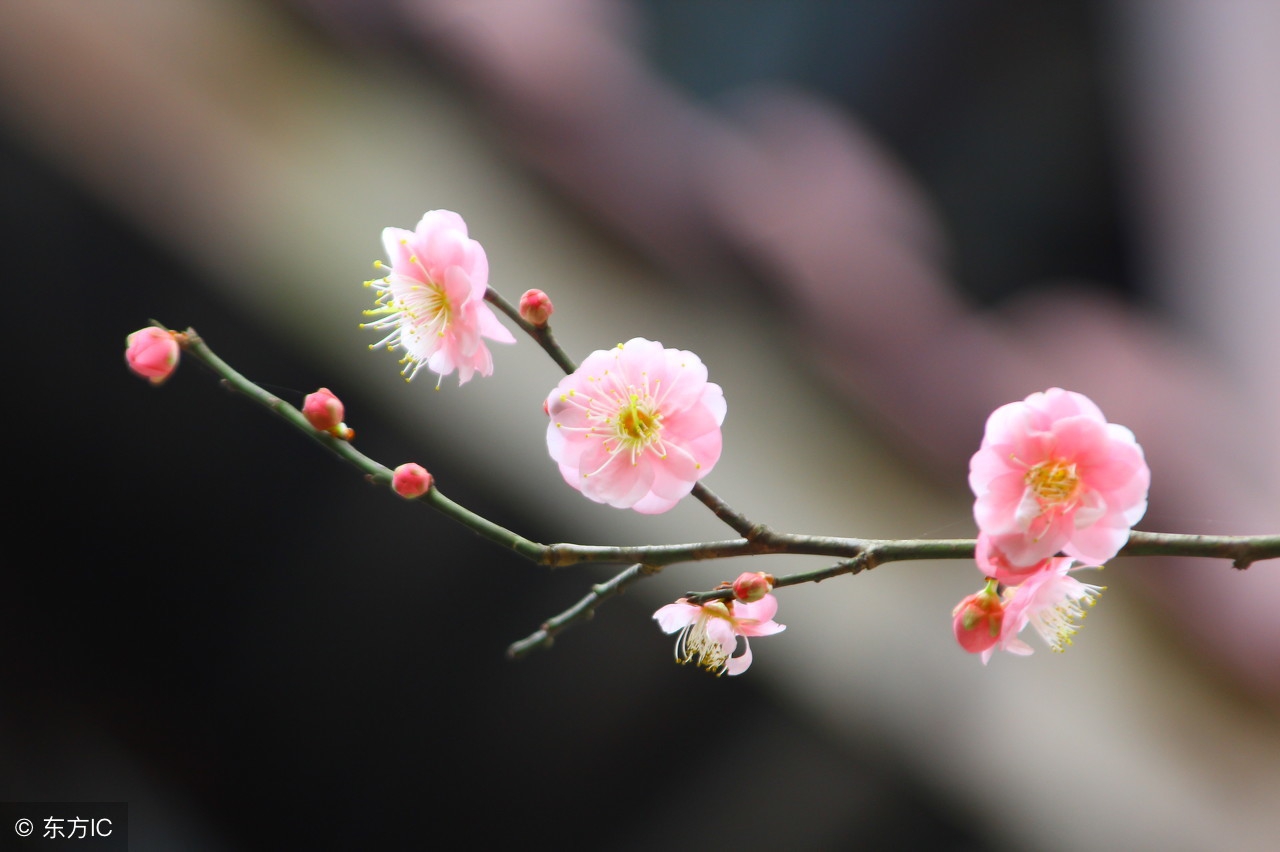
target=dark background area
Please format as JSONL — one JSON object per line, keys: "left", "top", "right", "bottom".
{"left": 638, "top": 0, "right": 1134, "bottom": 308}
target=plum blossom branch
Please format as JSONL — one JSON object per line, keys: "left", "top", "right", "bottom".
{"left": 169, "top": 322, "right": 1280, "bottom": 577}
{"left": 1113, "top": 531, "right": 1280, "bottom": 569}
{"left": 174, "top": 324, "right": 547, "bottom": 561}
{"left": 151, "top": 321, "right": 1280, "bottom": 666}
{"left": 123, "top": 208, "right": 1280, "bottom": 678}
{"left": 506, "top": 562, "right": 661, "bottom": 660}
{"left": 506, "top": 530, "right": 1280, "bottom": 657}
{"left": 484, "top": 287, "right": 578, "bottom": 377}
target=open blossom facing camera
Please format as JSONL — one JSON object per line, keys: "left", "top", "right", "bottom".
{"left": 545, "top": 338, "right": 725, "bottom": 514}
{"left": 969, "top": 388, "right": 1149, "bottom": 568}
{"left": 362, "top": 209, "right": 515, "bottom": 386}
{"left": 654, "top": 595, "right": 785, "bottom": 676}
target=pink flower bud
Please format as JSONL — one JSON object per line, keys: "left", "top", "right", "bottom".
{"left": 125, "top": 327, "right": 180, "bottom": 384}
{"left": 392, "top": 463, "right": 433, "bottom": 499}
{"left": 731, "top": 571, "right": 774, "bottom": 603}
{"left": 519, "top": 289, "right": 554, "bottom": 327}
{"left": 302, "top": 387, "right": 345, "bottom": 432}
{"left": 952, "top": 585, "right": 1004, "bottom": 655}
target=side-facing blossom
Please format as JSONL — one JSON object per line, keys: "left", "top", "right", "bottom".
{"left": 969, "top": 388, "right": 1149, "bottom": 567}
{"left": 653, "top": 594, "right": 785, "bottom": 676}
{"left": 125, "top": 327, "right": 180, "bottom": 384}
{"left": 968, "top": 558, "right": 1105, "bottom": 664}
{"left": 362, "top": 209, "right": 515, "bottom": 386}
{"left": 545, "top": 338, "right": 726, "bottom": 514}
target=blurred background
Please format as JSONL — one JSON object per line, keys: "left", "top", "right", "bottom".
{"left": 3, "top": 1, "right": 1279, "bottom": 849}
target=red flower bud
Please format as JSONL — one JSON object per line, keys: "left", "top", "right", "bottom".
{"left": 519, "top": 289, "right": 554, "bottom": 327}
{"left": 125, "top": 327, "right": 180, "bottom": 384}
{"left": 392, "top": 463, "right": 433, "bottom": 499}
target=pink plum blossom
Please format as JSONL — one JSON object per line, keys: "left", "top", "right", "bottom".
{"left": 973, "top": 558, "right": 1105, "bottom": 664}
{"left": 653, "top": 594, "right": 785, "bottom": 676}
{"left": 392, "top": 463, "right": 433, "bottom": 499}
{"left": 969, "top": 388, "right": 1149, "bottom": 567}
{"left": 362, "top": 209, "right": 515, "bottom": 386}
{"left": 125, "top": 327, "right": 180, "bottom": 384}
{"left": 545, "top": 338, "right": 726, "bottom": 513}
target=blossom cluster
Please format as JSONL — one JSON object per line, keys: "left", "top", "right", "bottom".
{"left": 955, "top": 388, "right": 1150, "bottom": 661}
{"left": 126, "top": 208, "right": 1176, "bottom": 680}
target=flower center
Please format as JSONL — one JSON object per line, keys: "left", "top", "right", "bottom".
{"left": 675, "top": 602, "right": 736, "bottom": 674}
{"left": 616, "top": 394, "right": 660, "bottom": 445}
{"left": 360, "top": 253, "right": 455, "bottom": 382}
{"left": 1025, "top": 460, "right": 1079, "bottom": 507}
{"left": 401, "top": 276, "right": 451, "bottom": 339}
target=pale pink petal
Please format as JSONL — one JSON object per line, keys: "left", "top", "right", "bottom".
{"left": 631, "top": 491, "right": 681, "bottom": 514}
{"left": 1047, "top": 416, "right": 1110, "bottom": 466}
{"left": 1033, "top": 387, "right": 1106, "bottom": 424}
{"left": 737, "top": 594, "right": 778, "bottom": 623}
{"left": 426, "top": 346, "right": 457, "bottom": 378}
{"left": 1012, "top": 486, "right": 1044, "bottom": 531}
{"left": 664, "top": 402, "right": 724, "bottom": 443}
{"left": 653, "top": 601, "right": 699, "bottom": 633}
{"left": 968, "top": 445, "right": 1016, "bottom": 493}
{"left": 381, "top": 227, "right": 417, "bottom": 270}
{"left": 724, "top": 641, "right": 754, "bottom": 675}
{"left": 645, "top": 459, "right": 701, "bottom": 500}
{"left": 1070, "top": 490, "right": 1107, "bottom": 529}
{"left": 477, "top": 302, "right": 517, "bottom": 343}
{"left": 704, "top": 618, "right": 738, "bottom": 657}
{"left": 739, "top": 620, "right": 786, "bottom": 638}
{"left": 979, "top": 400, "right": 1030, "bottom": 447}
{"left": 418, "top": 208, "right": 469, "bottom": 236}
{"left": 991, "top": 522, "right": 1067, "bottom": 568}
{"left": 649, "top": 351, "right": 710, "bottom": 411}
{"left": 975, "top": 533, "right": 1052, "bottom": 584}
{"left": 679, "top": 429, "right": 724, "bottom": 472}
{"left": 1063, "top": 521, "right": 1131, "bottom": 564}
{"left": 973, "top": 470, "right": 1031, "bottom": 534}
